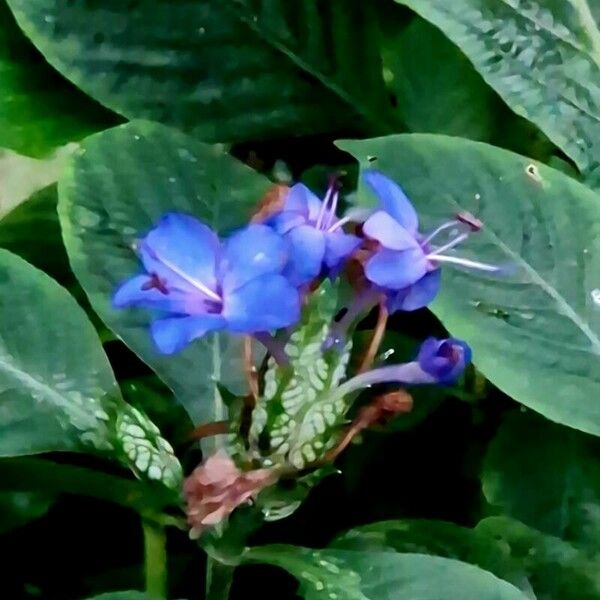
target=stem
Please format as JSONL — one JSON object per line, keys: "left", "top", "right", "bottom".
{"left": 243, "top": 335, "right": 259, "bottom": 401}
{"left": 254, "top": 332, "right": 289, "bottom": 366}
{"left": 143, "top": 519, "right": 168, "bottom": 599}
{"left": 187, "top": 420, "right": 229, "bottom": 442}
{"left": 206, "top": 557, "right": 235, "bottom": 600}
{"left": 357, "top": 302, "right": 388, "bottom": 373}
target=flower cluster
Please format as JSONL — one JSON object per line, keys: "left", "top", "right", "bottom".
{"left": 114, "top": 170, "right": 483, "bottom": 534}
{"left": 114, "top": 170, "right": 492, "bottom": 356}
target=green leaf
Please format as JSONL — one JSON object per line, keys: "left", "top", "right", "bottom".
{"left": 0, "top": 185, "right": 71, "bottom": 285}
{"left": 0, "top": 0, "right": 117, "bottom": 157}
{"left": 249, "top": 281, "right": 352, "bottom": 470}
{"left": 246, "top": 545, "right": 530, "bottom": 599}
{"left": 476, "top": 517, "right": 600, "bottom": 600}
{"left": 0, "top": 147, "right": 73, "bottom": 217}
{"left": 382, "top": 15, "right": 496, "bottom": 141}
{"left": 333, "top": 517, "right": 600, "bottom": 600}
{"left": 483, "top": 410, "right": 600, "bottom": 551}
{"left": 58, "top": 120, "right": 271, "bottom": 424}
{"left": 0, "top": 249, "right": 181, "bottom": 488}
{"left": 394, "top": 0, "right": 600, "bottom": 183}
{"left": 0, "top": 457, "right": 175, "bottom": 513}
{"left": 332, "top": 520, "right": 530, "bottom": 594}
{"left": 7, "top": 0, "right": 397, "bottom": 143}
{"left": 338, "top": 134, "right": 600, "bottom": 436}
{"left": 0, "top": 490, "right": 53, "bottom": 534}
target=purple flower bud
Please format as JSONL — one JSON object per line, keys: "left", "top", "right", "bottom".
{"left": 417, "top": 337, "right": 472, "bottom": 384}
{"left": 332, "top": 337, "right": 471, "bottom": 399}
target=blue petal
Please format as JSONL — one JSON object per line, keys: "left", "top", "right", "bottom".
{"left": 223, "top": 274, "right": 300, "bottom": 332}
{"left": 362, "top": 210, "right": 420, "bottom": 251}
{"left": 285, "top": 183, "right": 323, "bottom": 222}
{"left": 363, "top": 170, "right": 419, "bottom": 234}
{"left": 141, "top": 213, "right": 220, "bottom": 293}
{"left": 285, "top": 225, "right": 327, "bottom": 285}
{"left": 151, "top": 314, "right": 226, "bottom": 354}
{"left": 222, "top": 224, "right": 289, "bottom": 291}
{"left": 324, "top": 231, "right": 361, "bottom": 269}
{"left": 113, "top": 274, "right": 182, "bottom": 312}
{"left": 113, "top": 273, "right": 219, "bottom": 315}
{"left": 387, "top": 269, "right": 441, "bottom": 313}
{"left": 267, "top": 210, "right": 307, "bottom": 234}
{"left": 365, "top": 248, "right": 429, "bottom": 290}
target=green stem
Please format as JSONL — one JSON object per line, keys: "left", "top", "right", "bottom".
{"left": 205, "top": 556, "right": 234, "bottom": 600}
{"left": 143, "top": 519, "right": 168, "bottom": 599}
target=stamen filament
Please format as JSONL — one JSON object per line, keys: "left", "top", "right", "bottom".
{"left": 429, "top": 255, "right": 501, "bottom": 272}
{"left": 144, "top": 244, "right": 222, "bottom": 302}
{"left": 422, "top": 220, "right": 460, "bottom": 245}
{"left": 427, "top": 232, "right": 469, "bottom": 256}
{"left": 315, "top": 185, "right": 334, "bottom": 230}
{"left": 324, "top": 191, "right": 339, "bottom": 230}
{"left": 328, "top": 215, "right": 352, "bottom": 232}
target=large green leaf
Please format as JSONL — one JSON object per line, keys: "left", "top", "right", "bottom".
{"left": 0, "top": 185, "right": 70, "bottom": 285}
{"left": 382, "top": 15, "right": 496, "bottom": 141}
{"left": 338, "top": 134, "right": 600, "bottom": 436}
{"left": 58, "top": 120, "right": 271, "bottom": 423}
{"left": 332, "top": 520, "right": 530, "bottom": 594}
{"left": 394, "top": 0, "right": 600, "bottom": 183}
{"left": 333, "top": 517, "right": 600, "bottom": 599}
{"left": 0, "top": 147, "right": 72, "bottom": 216}
{"left": 0, "top": 0, "right": 117, "bottom": 157}
{"left": 7, "top": 0, "right": 397, "bottom": 143}
{"left": 483, "top": 410, "right": 600, "bottom": 551}
{"left": 246, "top": 545, "right": 530, "bottom": 599}
{"left": 0, "top": 249, "right": 181, "bottom": 488}
{"left": 476, "top": 517, "right": 600, "bottom": 600}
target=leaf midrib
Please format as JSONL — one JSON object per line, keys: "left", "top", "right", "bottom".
{"left": 0, "top": 349, "right": 95, "bottom": 426}
{"left": 227, "top": 1, "right": 399, "bottom": 135}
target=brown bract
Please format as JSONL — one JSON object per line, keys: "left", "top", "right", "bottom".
{"left": 184, "top": 450, "right": 278, "bottom": 539}
{"left": 251, "top": 184, "right": 289, "bottom": 223}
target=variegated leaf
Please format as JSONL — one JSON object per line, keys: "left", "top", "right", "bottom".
{"left": 250, "top": 282, "right": 352, "bottom": 470}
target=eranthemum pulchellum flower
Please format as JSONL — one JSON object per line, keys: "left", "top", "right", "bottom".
{"left": 334, "top": 337, "right": 471, "bottom": 399}
{"left": 113, "top": 213, "right": 300, "bottom": 354}
{"left": 264, "top": 178, "right": 361, "bottom": 285}
{"left": 361, "top": 170, "right": 500, "bottom": 312}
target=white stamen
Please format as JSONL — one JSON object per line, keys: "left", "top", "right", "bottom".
{"left": 147, "top": 246, "right": 222, "bottom": 302}
{"left": 429, "top": 255, "right": 501, "bottom": 272}
{"left": 315, "top": 185, "right": 334, "bottom": 230}
{"left": 324, "top": 191, "right": 339, "bottom": 230}
{"left": 428, "top": 232, "right": 469, "bottom": 256}
{"left": 422, "top": 220, "right": 460, "bottom": 245}
{"left": 328, "top": 215, "right": 352, "bottom": 232}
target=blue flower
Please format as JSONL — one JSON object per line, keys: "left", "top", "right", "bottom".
{"left": 265, "top": 179, "right": 361, "bottom": 285}
{"left": 361, "top": 170, "right": 500, "bottom": 312}
{"left": 334, "top": 337, "right": 471, "bottom": 397}
{"left": 113, "top": 213, "right": 301, "bottom": 354}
